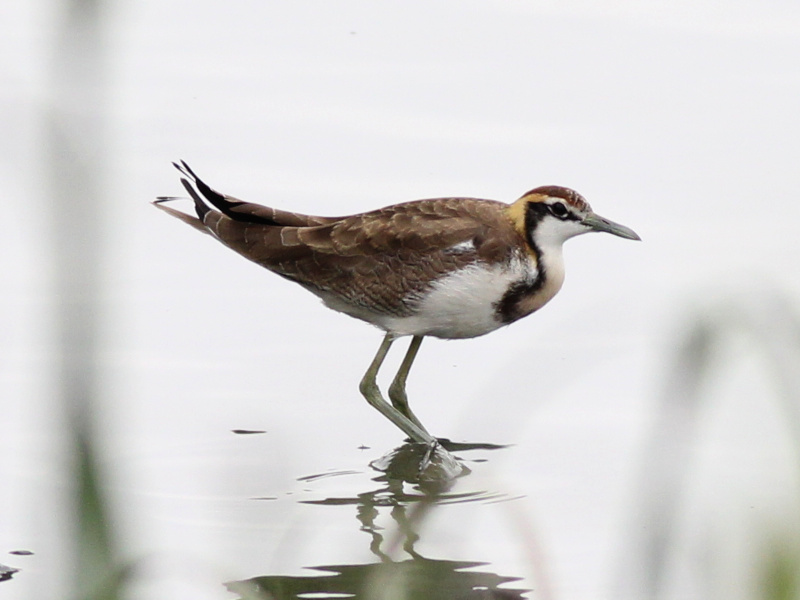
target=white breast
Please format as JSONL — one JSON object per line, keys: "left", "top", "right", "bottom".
{"left": 380, "top": 256, "right": 537, "bottom": 339}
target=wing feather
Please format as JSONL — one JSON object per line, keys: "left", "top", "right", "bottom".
{"left": 160, "top": 163, "right": 524, "bottom": 317}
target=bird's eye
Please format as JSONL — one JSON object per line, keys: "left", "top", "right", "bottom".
{"left": 550, "top": 202, "right": 568, "bottom": 218}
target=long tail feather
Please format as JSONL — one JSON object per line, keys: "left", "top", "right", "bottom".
{"left": 179, "top": 177, "right": 211, "bottom": 221}
{"left": 151, "top": 200, "right": 209, "bottom": 234}
{"left": 175, "top": 160, "right": 254, "bottom": 221}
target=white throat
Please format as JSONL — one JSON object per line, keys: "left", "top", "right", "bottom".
{"left": 529, "top": 217, "right": 579, "bottom": 306}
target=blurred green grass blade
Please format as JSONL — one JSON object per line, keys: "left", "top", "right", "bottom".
{"left": 74, "top": 427, "right": 129, "bottom": 600}
{"left": 761, "top": 542, "right": 800, "bottom": 600}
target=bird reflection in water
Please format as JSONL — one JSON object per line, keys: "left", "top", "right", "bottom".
{"left": 226, "top": 440, "right": 530, "bottom": 600}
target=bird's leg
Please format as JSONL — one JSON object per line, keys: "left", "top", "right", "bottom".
{"left": 359, "top": 333, "right": 435, "bottom": 445}
{"left": 387, "top": 335, "right": 429, "bottom": 434}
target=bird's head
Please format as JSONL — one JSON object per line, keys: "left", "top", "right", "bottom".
{"left": 508, "top": 186, "right": 640, "bottom": 252}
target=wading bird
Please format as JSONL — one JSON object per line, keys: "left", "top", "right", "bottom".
{"left": 156, "top": 162, "right": 639, "bottom": 445}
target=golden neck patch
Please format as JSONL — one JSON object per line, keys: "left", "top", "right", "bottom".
{"left": 504, "top": 194, "right": 546, "bottom": 258}
{"left": 505, "top": 196, "right": 531, "bottom": 236}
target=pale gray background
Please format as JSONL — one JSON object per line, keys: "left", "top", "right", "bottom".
{"left": 3, "top": 1, "right": 800, "bottom": 599}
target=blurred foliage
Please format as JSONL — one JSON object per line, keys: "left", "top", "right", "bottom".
{"left": 75, "top": 428, "right": 129, "bottom": 600}
{"left": 760, "top": 542, "right": 800, "bottom": 600}
{"left": 623, "top": 291, "right": 800, "bottom": 600}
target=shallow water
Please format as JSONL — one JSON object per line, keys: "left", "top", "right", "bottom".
{"left": 4, "top": 2, "right": 800, "bottom": 599}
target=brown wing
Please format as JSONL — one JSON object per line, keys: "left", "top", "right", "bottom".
{"left": 160, "top": 163, "right": 523, "bottom": 316}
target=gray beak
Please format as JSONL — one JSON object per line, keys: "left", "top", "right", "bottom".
{"left": 582, "top": 212, "right": 641, "bottom": 241}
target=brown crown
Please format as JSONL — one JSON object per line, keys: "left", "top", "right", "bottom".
{"left": 523, "top": 185, "right": 590, "bottom": 212}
